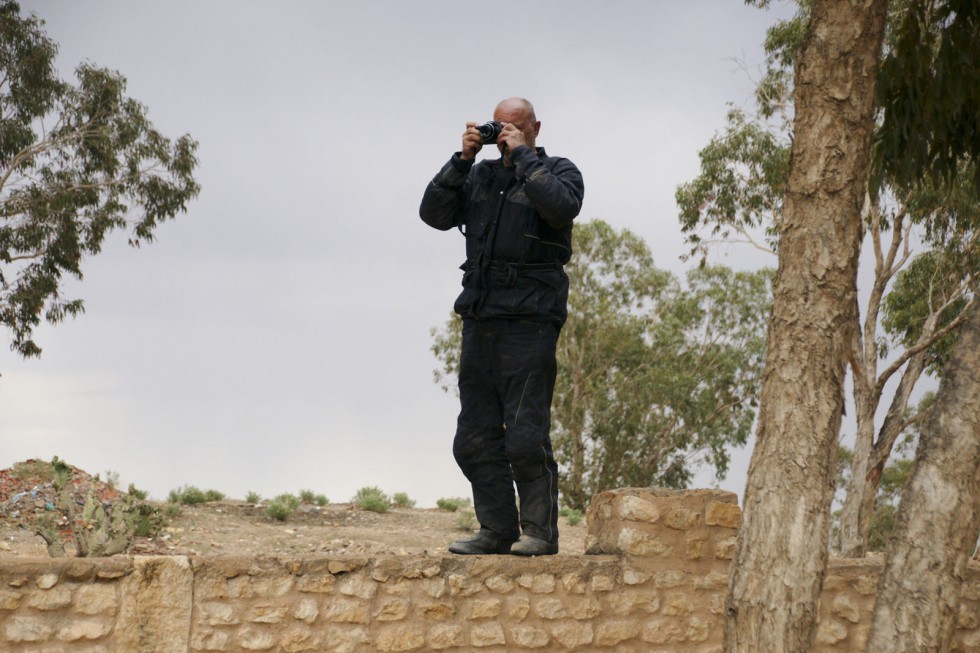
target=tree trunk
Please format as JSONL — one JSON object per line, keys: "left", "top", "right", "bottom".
{"left": 839, "top": 389, "right": 877, "bottom": 557}
{"left": 866, "top": 300, "right": 980, "bottom": 652}
{"left": 839, "top": 348, "right": 927, "bottom": 557}
{"left": 725, "top": 1, "right": 887, "bottom": 651}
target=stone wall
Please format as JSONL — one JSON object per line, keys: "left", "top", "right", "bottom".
{"left": 1, "top": 488, "right": 978, "bottom": 652}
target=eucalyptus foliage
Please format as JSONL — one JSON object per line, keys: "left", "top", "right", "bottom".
{"left": 431, "top": 220, "right": 772, "bottom": 510}
{"left": 0, "top": 1, "right": 200, "bottom": 358}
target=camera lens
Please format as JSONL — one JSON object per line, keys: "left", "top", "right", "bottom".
{"left": 477, "top": 121, "right": 503, "bottom": 144}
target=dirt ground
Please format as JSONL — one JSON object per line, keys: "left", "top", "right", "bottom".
{"left": 0, "top": 461, "right": 587, "bottom": 559}
{"left": 0, "top": 500, "right": 588, "bottom": 559}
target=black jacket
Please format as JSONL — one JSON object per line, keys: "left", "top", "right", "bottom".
{"left": 420, "top": 145, "right": 585, "bottom": 325}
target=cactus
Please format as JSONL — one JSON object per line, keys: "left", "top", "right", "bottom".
{"left": 31, "top": 458, "right": 163, "bottom": 557}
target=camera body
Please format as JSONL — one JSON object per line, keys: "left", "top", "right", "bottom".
{"left": 477, "top": 121, "right": 504, "bottom": 144}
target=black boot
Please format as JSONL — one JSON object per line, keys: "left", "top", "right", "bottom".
{"left": 448, "top": 531, "right": 516, "bottom": 555}
{"left": 510, "top": 535, "right": 558, "bottom": 556}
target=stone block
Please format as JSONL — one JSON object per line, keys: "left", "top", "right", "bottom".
{"left": 561, "top": 572, "right": 588, "bottom": 594}
{"left": 832, "top": 595, "right": 861, "bottom": 624}
{"left": 239, "top": 625, "right": 277, "bottom": 650}
{"left": 815, "top": 619, "right": 848, "bottom": 645}
{"left": 485, "top": 574, "right": 515, "bottom": 594}
{"left": 517, "top": 573, "right": 556, "bottom": 593}
{"left": 375, "top": 625, "right": 425, "bottom": 652}
{"left": 27, "top": 585, "right": 72, "bottom": 610}
{"left": 281, "top": 626, "right": 323, "bottom": 652}
{"left": 664, "top": 507, "right": 700, "bottom": 530}
{"left": 641, "top": 618, "right": 685, "bottom": 644}
{"left": 428, "top": 623, "right": 465, "bottom": 649}
{"left": 35, "top": 573, "right": 59, "bottom": 589}
{"left": 323, "top": 597, "right": 369, "bottom": 624}
{"left": 654, "top": 570, "right": 688, "bottom": 589}
{"left": 4, "top": 615, "right": 56, "bottom": 642}
{"left": 293, "top": 598, "right": 319, "bottom": 624}
{"left": 662, "top": 592, "right": 694, "bottom": 616}
{"left": 617, "top": 527, "right": 671, "bottom": 557}
{"left": 448, "top": 573, "right": 482, "bottom": 597}
{"left": 200, "top": 601, "right": 239, "bottom": 626}
{"left": 622, "top": 569, "right": 650, "bottom": 586}
{"left": 56, "top": 618, "right": 112, "bottom": 641}
{"left": 250, "top": 576, "right": 294, "bottom": 598}
{"left": 714, "top": 536, "right": 737, "bottom": 560}
{"left": 323, "top": 626, "right": 369, "bottom": 653}
{"left": 551, "top": 622, "right": 594, "bottom": 647}
{"left": 853, "top": 575, "right": 879, "bottom": 595}
{"left": 249, "top": 603, "right": 289, "bottom": 624}
{"left": 705, "top": 501, "right": 741, "bottom": 528}
{"left": 375, "top": 598, "right": 410, "bottom": 621}
{"left": 687, "top": 616, "right": 712, "bottom": 643}
{"left": 469, "top": 598, "right": 502, "bottom": 619}
{"left": 0, "top": 589, "right": 21, "bottom": 610}
{"left": 693, "top": 571, "right": 729, "bottom": 590}
{"left": 512, "top": 625, "right": 550, "bottom": 648}
{"left": 591, "top": 574, "right": 617, "bottom": 592}
{"left": 73, "top": 584, "right": 118, "bottom": 615}
{"left": 507, "top": 596, "right": 530, "bottom": 620}
{"left": 296, "top": 573, "right": 336, "bottom": 594}
{"left": 191, "top": 629, "right": 230, "bottom": 651}
{"left": 421, "top": 577, "right": 447, "bottom": 598}
{"left": 535, "top": 597, "right": 568, "bottom": 619}
{"left": 619, "top": 495, "right": 661, "bottom": 522}
{"left": 687, "top": 538, "right": 706, "bottom": 559}
{"left": 117, "top": 556, "right": 193, "bottom": 653}
{"left": 607, "top": 589, "right": 659, "bottom": 615}
{"left": 338, "top": 575, "right": 377, "bottom": 600}
{"left": 595, "top": 619, "right": 640, "bottom": 646}
{"left": 567, "top": 596, "right": 603, "bottom": 620}
{"left": 419, "top": 601, "right": 455, "bottom": 621}
{"left": 471, "top": 622, "right": 506, "bottom": 647}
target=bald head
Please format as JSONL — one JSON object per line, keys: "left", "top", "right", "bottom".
{"left": 494, "top": 97, "right": 537, "bottom": 122}
{"left": 492, "top": 97, "right": 541, "bottom": 163}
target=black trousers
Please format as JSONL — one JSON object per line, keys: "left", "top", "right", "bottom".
{"left": 453, "top": 318, "right": 561, "bottom": 543}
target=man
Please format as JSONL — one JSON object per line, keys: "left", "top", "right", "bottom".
{"left": 420, "top": 98, "right": 584, "bottom": 556}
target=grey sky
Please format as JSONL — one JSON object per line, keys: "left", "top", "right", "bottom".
{"left": 2, "top": 1, "right": 794, "bottom": 506}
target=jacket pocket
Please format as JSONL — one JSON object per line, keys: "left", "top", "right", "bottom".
{"left": 453, "top": 268, "right": 479, "bottom": 316}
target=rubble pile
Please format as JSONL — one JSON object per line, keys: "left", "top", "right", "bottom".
{"left": 0, "top": 459, "right": 122, "bottom": 545}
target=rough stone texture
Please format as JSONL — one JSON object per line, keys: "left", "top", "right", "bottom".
{"left": 0, "top": 488, "right": 978, "bottom": 652}
{"left": 118, "top": 556, "right": 193, "bottom": 653}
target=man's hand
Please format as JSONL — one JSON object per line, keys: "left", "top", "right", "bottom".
{"left": 460, "top": 122, "right": 483, "bottom": 161}
{"left": 497, "top": 122, "right": 527, "bottom": 151}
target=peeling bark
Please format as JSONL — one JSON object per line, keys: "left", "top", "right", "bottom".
{"left": 866, "top": 300, "right": 980, "bottom": 652}
{"left": 725, "top": 1, "right": 888, "bottom": 651}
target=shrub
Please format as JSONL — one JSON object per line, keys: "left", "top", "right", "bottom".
{"left": 168, "top": 486, "right": 205, "bottom": 505}
{"left": 299, "top": 489, "right": 328, "bottom": 506}
{"left": 392, "top": 492, "right": 416, "bottom": 508}
{"left": 168, "top": 486, "right": 224, "bottom": 505}
{"left": 436, "top": 497, "right": 471, "bottom": 512}
{"left": 265, "top": 493, "right": 300, "bottom": 521}
{"left": 352, "top": 486, "right": 390, "bottom": 513}
{"left": 456, "top": 509, "right": 476, "bottom": 531}
{"left": 246, "top": 491, "right": 261, "bottom": 504}
{"left": 203, "top": 489, "right": 225, "bottom": 502}
{"left": 128, "top": 484, "right": 149, "bottom": 500}
{"left": 561, "top": 508, "right": 584, "bottom": 526}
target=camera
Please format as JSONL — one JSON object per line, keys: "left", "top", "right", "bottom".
{"left": 477, "top": 121, "right": 504, "bottom": 144}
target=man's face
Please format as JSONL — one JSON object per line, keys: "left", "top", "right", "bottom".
{"left": 493, "top": 101, "right": 540, "bottom": 156}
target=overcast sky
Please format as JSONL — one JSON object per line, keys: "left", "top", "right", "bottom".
{"left": 2, "top": 1, "right": 797, "bottom": 507}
